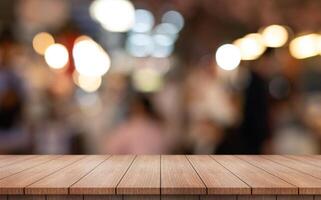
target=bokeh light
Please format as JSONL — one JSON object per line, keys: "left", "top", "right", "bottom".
{"left": 215, "top": 44, "right": 241, "bottom": 71}
{"left": 90, "top": 0, "right": 135, "bottom": 32}
{"left": 162, "top": 10, "right": 184, "bottom": 31}
{"left": 289, "top": 33, "right": 320, "bottom": 59}
{"left": 73, "top": 36, "right": 111, "bottom": 76}
{"left": 132, "top": 9, "right": 154, "bottom": 33}
{"left": 261, "top": 25, "right": 289, "bottom": 48}
{"left": 151, "top": 34, "right": 175, "bottom": 58}
{"left": 44, "top": 43, "right": 69, "bottom": 69}
{"left": 234, "top": 33, "right": 266, "bottom": 60}
{"left": 32, "top": 32, "right": 55, "bottom": 55}
{"left": 126, "top": 33, "right": 153, "bottom": 57}
{"left": 132, "top": 67, "right": 163, "bottom": 92}
{"left": 77, "top": 74, "right": 102, "bottom": 93}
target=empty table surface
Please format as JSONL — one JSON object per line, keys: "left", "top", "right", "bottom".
{"left": 0, "top": 155, "right": 321, "bottom": 196}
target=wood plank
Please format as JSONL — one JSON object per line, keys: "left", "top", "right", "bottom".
{"left": 71, "top": 155, "right": 135, "bottom": 195}
{"left": 0, "top": 196, "right": 6, "bottom": 200}
{"left": 277, "top": 196, "right": 313, "bottom": 200}
{"left": 162, "top": 196, "right": 199, "bottom": 200}
{"left": 0, "top": 156, "right": 58, "bottom": 180}
{"left": 263, "top": 156, "right": 321, "bottom": 180}
{"left": 0, "top": 155, "right": 84, "bottom": 194}
{"left": 117, "top": 155, "right": 160, "bottom": 195}
{"left": 84, "top": 195, "right": 122, "bottom": 200}
{"left": 238, "top": 196, "right": 276, "bottom": 200}
{"left": 212, "top": 156, "right": 297, "bottom": 195}
{"left": 7, "top": 196, "right": 45, "bottom": 200}
{"left": 26, "top": 155, "right": 108, "bottom": 195}
{"left": 0, "top": 156, "right": 35, "bottom": 168}
{"left": 46, "top": 195, "right": 83, "bottom": 200}
{"left": 238, "top": 155, "right": 321, "bottom": 194}
{"left": 123, "top": 195, "right": 160, "bottom": 200}
{"left": 187, "top": 155, "right": 250, "bottom": 195}
{"left": 161, "top": 155, "right": 206, "bottom": 195}
{"left": 200, "top": 195, "right": 236, "bottom": 200}
{"left": 286, "top": 155, "right": 321, "bottom": 168}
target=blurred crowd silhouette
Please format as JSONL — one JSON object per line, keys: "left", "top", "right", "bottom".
{"left": 0, "top": 0, "right": 321, "bottom": 155}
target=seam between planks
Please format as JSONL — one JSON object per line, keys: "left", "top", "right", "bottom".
{"left": 22, "top": 155, "right": 87, "bottom": 195}
{"left": 236, "top": 156, "right": 299, "bottom": 195}
{"left": 185, "top": 155, "right": 208, "bottom": 195}
{"left": 115, "top": 155, "right": 137, "bottom": 195}
{"left": 210, "top": 155, "right": 252, "bottom": 195}
{"left": 68, "top": 155, "right": 112, "bottom": 194}
{"left": 0, "top": 155, "right": 61, "bottom": 181}
{"left": 263, "top": 156, "right": 321, "bottom": 182}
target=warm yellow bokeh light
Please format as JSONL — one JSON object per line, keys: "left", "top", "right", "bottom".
{"left": 289, "top": 33, "right": 320, "bottom": 59}
{"left": 73, "top": 36, "right": 111, "bottom": 77}
{"left": 32, "top": 32, "right": 55, "bottom": 55}
{"left": 44, "top": 43, "right": 69, "bottom": 69}
{"left": 132, "top": 67, "right": 163, "bottom": 92}
{"left": 234, "top": 33, "right": 266, "bottom": 60}
{"left": 261, "top": 25, "right": 288, "bottom": 48}
{"left": 78, "top": 74, "right": 102, "bottom": 92}
{"left": 215, "top": 44, "right": 241, "bottom": 71}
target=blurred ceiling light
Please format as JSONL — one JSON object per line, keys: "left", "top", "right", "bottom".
{"left": 261, "top": 25, "right": 289, "bottom": 48}
{"left": 234, "top": 33, "right": 266, "bottom": 60}
{"left": 126, "top": 33, "right": 153, "bottom": 57}
{"left": 151, "top": 34, "right": 175, "bottom": 58}
{"left": 132, "top": 67, "right": 163, "bottom": 92}
{"left": 77, "top": 74, "right": 102, "bottom": 92}
{"left": 215, "top": 44, "right": 241, "bottom": 71}
{"left": 154, "top": 23, "right": 179, "bottom": 40}
{"left": 90, "top": 0, "right": 135, "bottom": 32}
{"left": 132, "top": 9, "right": 154, "bottom": 33}
{"left": 73, "top": 37, "right": 111, "bottom": 76}
{"left": 289, "top": 33, "right": 320, "bottom": 59}
{"left": 32, "top": 32, "right": 55, "bottom": 55}
{"left": 162, "top": 10, "right": 184, "bottom": 31}
{"left": 44, "top": 43, "right": 69, "bottom": 69}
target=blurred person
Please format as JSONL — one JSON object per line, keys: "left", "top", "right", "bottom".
{"left": 0, "top": 28, "right": 29, "bottom": 153}
{"left": 104, "top": 93, "right": 167, "bottom": 154}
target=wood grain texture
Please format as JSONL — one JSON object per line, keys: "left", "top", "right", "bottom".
{"left": 0, "top": 155, "right": 58, "bottom": 180}
{"left": 238, "top": 155, "right": 321, "bottom": 194}
{"left": 84, "top": 195, "right": 122, "bottom": 200}
{"left": 187, "top": 155, "right": 250, "bottom": 195}
{"left": 46, "top": 195, "right": 83, "bottom": 200}
{"left": 263, "top": 155, "right": 321, "bottom": 180}
{"left": 7, "top": 196, "right": 45, "bottom": 200}
{"left": 161, "top": 196, "right": 199, "bottom": 200}
{"left": 117, "top": 155, "right": 160, "bottom": 195}
{"left": 26, "top": 155, "right": 108, "bottom": 195}
{"left": 161, "top": 155, "right": 206, "bottom": 195}
{"left": 123, "top": 195, "right": 160, "bottom": 200}
{"left": 0, "top": 156, "right": 35, "bottom": 168}
{"left": 0, "top": 156, "right": 84, "bottom": 195}
{"left": 277, "top": 196, "right": 313, "bottom": 200}
{"left": 238, "top": 196, "right": 276, "bottom": 200}
{"left": 212, "top": 156, "right": 297, "bottom": 195}
{"left": 71, "top": 155, "right": 135, "bottom": 195}
{"left": 200, "top": 195, "right": 236, "bottom": 200}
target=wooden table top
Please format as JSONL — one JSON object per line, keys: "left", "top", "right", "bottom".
{"left": 0, "top": 155, "right": 321, "bottom": 196}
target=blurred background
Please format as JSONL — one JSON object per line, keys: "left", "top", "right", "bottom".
{"left": 0, "top": 0, "right": 321, "bottom": 155}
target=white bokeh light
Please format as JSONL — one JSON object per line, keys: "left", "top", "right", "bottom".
{"left": 90, "top": 0, "right": 135, "bottom": 32}
{"left": 126, "top": 33, "right": 153, "bottom": 57}
{"left": 162, "top": 10, "right": 184, "bottom": 31}
{"left": 289, "top": 33, "right": 320, "bottom": 59}
{"left": 132, "top": 9, "right": 154, "bottom": 33}
{"left": 73, "top": 37, "right": 111, "bottom": 76}
{"left": 215, "top": 44, "right": 241, "bottom": 71}
{"left": 44, "top": 43, "right": 69, "bottom": 69}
